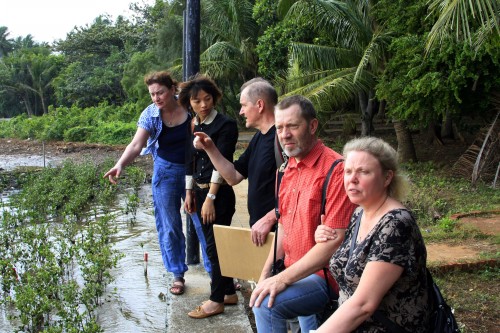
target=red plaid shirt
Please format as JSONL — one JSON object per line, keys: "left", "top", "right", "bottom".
{"left": 279, "top": 141, "right": 356, "bottom": 287}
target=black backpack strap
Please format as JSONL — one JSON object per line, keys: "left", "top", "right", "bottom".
{"left": 274, "top": 132, "right": 288, "bottom": 169}
{"left": 321, "top": 159, "right": 343, "bottom": 216}
{"left": 272, "top": 166, "right": 285, "bottom": 276}
{"left": 319, "top": 159, "right": 344, "bottom": 305}
{"left": 372, "top": 311, "right": 409, "bottom": 333}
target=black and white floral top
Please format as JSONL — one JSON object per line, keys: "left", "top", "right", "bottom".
{"left": 330, "top": 208, "right": 431, "bottom": 332}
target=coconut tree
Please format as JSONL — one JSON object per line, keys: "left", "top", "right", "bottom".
{"left": 426, "top": 0, "right": 500, "bottom": 183}
{"left": 276, "top": 0, "right": 393, "bottom": 136}
{"left": 200, "top": 0, "right": 258, "bottom": 81}
{"left": 426, "top": 0, "right": 499, "bottom": 52}
{"left": 168, "top": 0, "right": 259, "bottom": 120}
{"left": 0, "top": 26, "right": 14, "bottom": 58}
{"left": 169, "top": 0, "right": 258, "bottom": 85}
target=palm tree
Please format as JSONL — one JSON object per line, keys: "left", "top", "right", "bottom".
{"left": 169, "top": 0, "right": 258, "bottom": 83}
{"left": 0, "top": 26, "right": 14, "bottom": 58}
{"left": 426, "top": 0, "right": 499, "bottom": 52}
{"left": 199, "top": 0, "right": 258, "bottom": 82}
{"left": 169, "top": 0, "right": 259, "bottom": 121}
{"left": 277, "top": 0, "right": 391, "bottom": 136}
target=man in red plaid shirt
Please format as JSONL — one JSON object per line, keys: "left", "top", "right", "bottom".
{"left": 250, "top": 95, "right": 356, "bottom": 333}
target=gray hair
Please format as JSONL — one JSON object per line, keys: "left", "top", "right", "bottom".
{"left": 240, "top": 78, "right": 278, "bottom": 106}
{"left": 343, "top": 137, "right": 408, "bottom": 201}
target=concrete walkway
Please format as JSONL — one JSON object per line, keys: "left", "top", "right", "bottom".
{"left": 166, "top": 180, "right": 253, "bottom": 333}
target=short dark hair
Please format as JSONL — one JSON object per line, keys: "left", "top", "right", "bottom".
{"left": 240, "top": 78, "right": 278, "bottom": 106}
{"left": 144, "top": 71, "right": 178, "bottom": 89}
{"left": 177, "top": 74, "right": 222, "bottom": 110}
{"left": 276, "top": 95, "right": 317, "bottom": 123}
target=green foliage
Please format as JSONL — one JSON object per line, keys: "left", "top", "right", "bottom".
{"left": 63, "top": 126, "right": 94, "bottom": 142}
{"left": 437, "top": 216, "right": 457, "bottom": 232}
{"left": 121, "top": 51, "right": 160, "bottom": 105}
{"left": 372, "top": 0, "right": 434, "bottom": 35}
{"left": 86, "top": 122, "right": 136, "bottom": 145}
{"left": 254, "top": 0, "right": 322, "bottom": 81}
{"left": 0, "top": 46, "right": 64, "bottom": 117}
{"left": 377, "top": 34, "right": 500, "bottom": 127}
{"left": 0, "top": 102, "right": 141, "bottom": 144}
{"left": 0, "top": 160, "right": 136, "bottom": 332}
{"left": 403, "top": 161, "right": 500, "bottom": 227}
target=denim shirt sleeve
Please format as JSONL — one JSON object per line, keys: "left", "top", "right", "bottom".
{"left": 137, "top": 104, "right": 162, "bottom": 160}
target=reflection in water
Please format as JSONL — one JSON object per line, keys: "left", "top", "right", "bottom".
{"left": 0, "top": 176, "right": 173, "bottom": 332}
{"left": 98, "top": 187, "right": 170, "bottom": 333}
{"left": 0, "top": 153, "right": 57, "bottom": 170}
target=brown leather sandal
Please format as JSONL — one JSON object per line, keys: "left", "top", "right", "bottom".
{"left": 170, "top": 277, "right": 185, "bottom": 295}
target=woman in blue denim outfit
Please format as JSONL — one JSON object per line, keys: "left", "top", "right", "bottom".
{"left": 104, "top": 71, "right": 190, "bottom": 295}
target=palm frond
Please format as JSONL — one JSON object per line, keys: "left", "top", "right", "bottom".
{"left": 426, "top": 0, "right": 500, "bottom": 52}
{"left": 289, "top": 42, "right": 358, "bottom": 71}
{"left": 280, "top": 67, "right": 374, "bottom": 111}
{"left": 354, "top": 29, "right": 391, "bottom": 81}
{"left": 199, "top": 41, "right": 243, "bottom": 80}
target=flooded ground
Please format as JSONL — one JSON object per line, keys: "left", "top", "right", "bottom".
{"left": 0, "top": 154, "right": 181, "bottom": 332}
{"left": 0, "top": 152, "right": 58, "bottom": 170}
{"left": 97, "top": 186, "right": 171, "bottom": 333}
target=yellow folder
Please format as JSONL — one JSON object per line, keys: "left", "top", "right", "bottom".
{"left": 213, "top": 225, "right": 274, "bottom": 282}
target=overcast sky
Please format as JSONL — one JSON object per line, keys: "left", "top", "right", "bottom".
{"left": 0, "top": 0, "right": 154, "bottom": 43}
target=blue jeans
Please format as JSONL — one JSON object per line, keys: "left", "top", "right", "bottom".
{"left": 152, "top": 156, "right": 187, "bottom": 278}
{"left": 253, "top": 274, "right": 333, "bottom": 333}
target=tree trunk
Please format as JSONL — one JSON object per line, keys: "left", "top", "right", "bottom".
{"left": 359, "top": 90, "right": 375, "bottom": 136}
{"left": 442, "top": 110, "right": 454, "bottom": 138}
{"left": 21, "top": 95, "right": 33, "bottom": 117}
{"left": 426, "top": 122, "right": 444, "bottom": 146}
{"left": 393, "top": 120, "right": 417, "bottom": 163}
{"left": 375, "top": 100, "right": 387, "bottom": 120}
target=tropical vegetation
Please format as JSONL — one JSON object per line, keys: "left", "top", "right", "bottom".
{"left": 0, "top": 1, "right": 498, "bottom": 329}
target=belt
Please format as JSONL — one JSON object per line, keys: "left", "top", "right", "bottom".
{"left": 195, "top": 180, "right": 228, "bottom": 189}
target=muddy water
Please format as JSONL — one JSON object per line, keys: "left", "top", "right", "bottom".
{"left": 0, "top": 156, "right": 177, "bottom": 332}
{"left": 97, "top": 186, "right": 170, "bottom": 333}
{"left": 0, "top": 153, "right": 58, "bottom": 170}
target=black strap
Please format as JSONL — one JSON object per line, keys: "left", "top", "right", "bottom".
{"left": 274, "top": 132, "right": 288, "bottom": 169}
{"left": 321, "top": 159, "right": 343, "bottom": 215}
{"left": 318, "top": 159, "right": 343, "bottom": 300}
{"left": 372, "top": 311, "right": 408, "bottom": 333}
{"left": 272, "top": 168, "right": 283, "bottom": 276}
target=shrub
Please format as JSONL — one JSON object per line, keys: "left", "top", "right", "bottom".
{"left": 63, "top": 126, "right": 94, "bottom": 142}
{"left": 87, "top": 121, "right": 136, "bottom": 144}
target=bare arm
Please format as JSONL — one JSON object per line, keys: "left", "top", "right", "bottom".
{"left": 200, "top": 182, "right": 220, "bottom": 224}
{"left": 250, "top": 228, "right": 345, "bottom": 308}
{"left": 317, "top": 261, "right": 404, "bottom": 333}
{"left": 103, "top": 127, "right": 149, "bottom": 184}
{"left": 193, "top": 132, "right": 244, "bottom": 185}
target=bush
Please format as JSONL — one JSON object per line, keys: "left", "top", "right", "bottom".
{"left": 0, "top": 103, "right": 141, "bottom": 144}
{"left": 64, "top": 126, "right": 94, "bottom": 142}
{"left": 87, "top": 121, "right": 136, "bottom": 144}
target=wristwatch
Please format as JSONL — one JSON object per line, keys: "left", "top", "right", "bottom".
{"left": 206, "top": 193, "right": 216, "bottom": 200}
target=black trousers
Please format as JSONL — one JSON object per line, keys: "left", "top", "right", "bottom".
{"left": 195, "top": 185, "right": 236, "bottom": 303}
